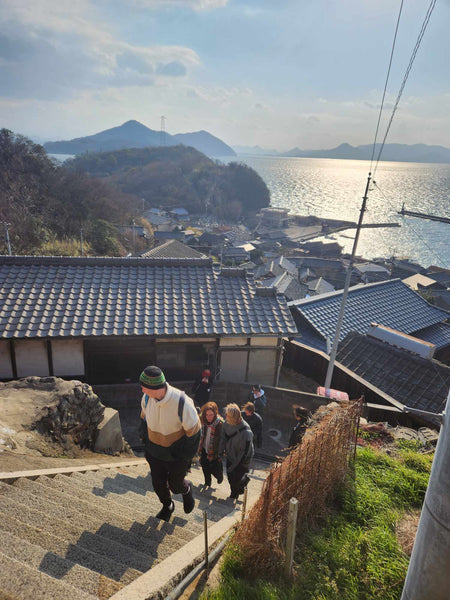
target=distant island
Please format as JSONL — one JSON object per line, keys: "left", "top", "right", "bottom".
{"left": 251, "top": 142, "right": 450, "bottom": 164}
{"left": 66, "top": 145, "right": 270, "bottom": 221}
{"left": 44, "top": 120, "right": 236, "bottom": 158}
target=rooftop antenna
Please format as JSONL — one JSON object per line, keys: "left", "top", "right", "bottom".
{"left": 160, "top": 116, "right": 166, "bottom": 146}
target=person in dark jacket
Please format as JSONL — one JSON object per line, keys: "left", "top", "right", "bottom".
{"left": 219, "top": 403, "right": 254, "bottom": 500}
{"left": 198, "top": 401, "right": 224, "bottom": 487}
{"left": 139, "top": 365, "right": 201, "bottom": 522}
{"left": 191, "top": 369, "right": 213, "bottom": 408}
{"left": 248, "top": 384, "right": 267, "bottom": 416}
{"left": 241, "top": 402, "right": 263, "bottom": 448}
{"left": 288, "top": 405, "right": 309, "bottom": 449}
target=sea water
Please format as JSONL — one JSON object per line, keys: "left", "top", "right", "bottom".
{"left": 236, "top": 156, "right": 450, "bottom": 269}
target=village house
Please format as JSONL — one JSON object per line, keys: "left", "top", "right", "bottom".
{"left": 288, "top": 279, "right": 450, "bottom": 364}
{"left": 0, "top": 256, "right": 297, "bottom": 386}
{"left": 258, "top": 207, "right": 290, "bottom": 229}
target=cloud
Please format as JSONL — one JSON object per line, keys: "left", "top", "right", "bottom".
{"left": 126, "top": 0, "right": 229, "bottom": 11}
{"left": 0, "top": 1, "right": 199, "bottom": 100}
{"left": 156, "top": 61, "right": 187, "bottom": 77}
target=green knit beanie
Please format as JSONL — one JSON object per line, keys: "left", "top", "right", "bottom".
{"left": 139, "top": 366, "right": 166, "bottom": 389}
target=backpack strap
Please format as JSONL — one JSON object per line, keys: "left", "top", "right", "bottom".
{"left": 178, "top": 392, "right": 185, "bottom": 423}
{"left": 144, "top": 394, "right": 149, "bottom": 407}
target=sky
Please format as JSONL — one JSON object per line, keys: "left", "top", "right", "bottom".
{"left": 0, "top": 0, "right": 449, "bottom": 151}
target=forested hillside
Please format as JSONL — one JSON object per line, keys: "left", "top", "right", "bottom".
{"left": 67, "top": 145, "right": 270, "bottom": 220}
{"left": 0, "top": 129, "right": 149, "bottom": 256}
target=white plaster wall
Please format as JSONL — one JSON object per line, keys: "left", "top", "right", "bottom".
{"left": 0, "top": 341, "right": 13, "bottom": 378}
{"left": 248, "top": 349, "right": 276, "bottom": 386}
{"left": 250, "top": 337, "right": 278, "bottom": 346}
{"left": 52, "top": 339, "right": 85, "bottom": 376}
{"left": 220, "top": 337, "right": 248, "bottom": 346}
{"left": 15, "top": 340, "right": 49, "bottom": 377}
{"left": 220, "top": 351, "right": 247, "bottom": 381}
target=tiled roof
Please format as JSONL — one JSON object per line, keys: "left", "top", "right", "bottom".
{"left": 337, "top": 331, "right": 450, "bottom": 415}
{"left": 140, "top": 240, "right": 206, "bottom": 259}
{"left": 412, "top": 322, "right": 450, "bottom": 350}
{"left": 0, "top": 256, "right": 298, "bottom": 339}
{"left": 289, "top": 279, "right": 450, "bottom": 349}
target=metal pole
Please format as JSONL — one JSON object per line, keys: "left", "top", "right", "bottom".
{"left": 203, "top": 510, "right": 209, "bottom": 573}
{"left": 284, "top": 497, "right": 299, "bottom": 578}
{"left": 324, "top": 173, "right": 371, "bottom": 389}
{"left": 401, "top": 389, "right": 450, "bottom": 600}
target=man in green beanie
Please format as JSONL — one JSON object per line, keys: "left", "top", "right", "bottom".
{"left": 139, "top": 365, "right": 201, "bottom": 521}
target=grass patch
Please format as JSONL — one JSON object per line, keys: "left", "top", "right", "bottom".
{"left": 201, "top": 445, "right": 432, "bottom": 600}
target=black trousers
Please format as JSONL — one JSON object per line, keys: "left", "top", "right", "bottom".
{"left": 200, "top": 448, "right": 223, "bottom": 485}
{"left": 145, "top": 454, "right": 190, "bottom": 506}
{"left": 227, "top": 463, "right": 249, "bottom": 498}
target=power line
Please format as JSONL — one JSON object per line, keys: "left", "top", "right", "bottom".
{"left": 373, "top": 0, "right": 438, "bottom": 176}
{"left": 370, "top": 0, "right": 405, "bottom": 171}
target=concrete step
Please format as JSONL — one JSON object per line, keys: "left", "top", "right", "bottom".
{"left": 0, "top": 551, "right": 97, "bottom": 600}
{"left": 71, "top": 467, "right": 234, "bottom": 524}
{"left": 0, "top": 457, "right": 268, "bottom": 600}
{"left": 56, "top": 470, "right": 208, "bottom": 534}
{"left": 0, "top": 508, "right": 141, "bottom": 586}
{"left": 114, "top": 462, "right": 236, "bottom": 508}
{"left": 36, "top": 474, "right": 196, "bottom": 551}
{"left": 0, "top": 481, "right": 192, "bottom": 558}
{"left": 7, "top": 478, "right": 156, "bottom": 573}
{"left": 0, "top": 529, "right": 123, "bottom": 598}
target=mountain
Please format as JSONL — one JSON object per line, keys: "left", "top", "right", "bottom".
{"left": 281, "top": 142, "right": 450, "bottom": 164}
{"left": 173, "top": 130, "right": 236, "bottom": 157}
{"left": 232, "top": 145, "right": 278, "bottom": 156}
{"left": 44, "top": 120, "right": 236, "bottom": 157}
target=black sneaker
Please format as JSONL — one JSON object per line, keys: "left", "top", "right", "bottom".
{"left": 156, "top": 501, "right": 174, "bottom": 522}
{"left": 182, "top": 484, "right": 195, "bottom": 514}
{"left": 216, "top": 472, "right": 224, "bottom": 484}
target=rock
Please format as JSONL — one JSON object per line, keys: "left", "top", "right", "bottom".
{"left": 94, "top": 408, "right": 124, "bottom": 455}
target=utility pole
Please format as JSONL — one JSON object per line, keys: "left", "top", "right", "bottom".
{"left": 401, "top": 389, "right": 450, "bottom": 600}
{"left": 80, "top": 229, "right": 84, "bottom": 257}
{"left": 2, "top": 222, "right": 12, "bottom": 255}
{"left": 132, "top": 219, "right": 136, "bottom": 254}
{"left": 324, "top": 173, "right": 371, "bottom": 389}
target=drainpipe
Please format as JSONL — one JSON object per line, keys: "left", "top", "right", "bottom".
{"left": 400, "top": 389, "right": 450, "bottom": 600}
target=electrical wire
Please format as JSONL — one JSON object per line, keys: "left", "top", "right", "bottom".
{"left": 370, "top": 0, "right": 405, "bottom": 172}
{"left": 373, "top": 0, "right": 438, "bottom": 176}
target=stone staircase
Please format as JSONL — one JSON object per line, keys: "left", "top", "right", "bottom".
{"left": 0, "top": 459, "right": 267, "bottom": 600}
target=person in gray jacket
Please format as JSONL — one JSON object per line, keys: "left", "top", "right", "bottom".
{"left": 219, "top": 403, "right": 254, "bottom": 499}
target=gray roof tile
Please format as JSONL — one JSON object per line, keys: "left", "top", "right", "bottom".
{"left": 0, "top": 256, "right": 297, "bottom": 339}
{"left": 289, "top": 279, "right": 449, "bottom": 350}
{"left": 337, "top": 331, "right": 450, "bottom": 414}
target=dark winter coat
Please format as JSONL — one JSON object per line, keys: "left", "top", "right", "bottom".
{"left": 241, "top": 411, "right": 263, "bottom": 448}
{"left": 219, "top": 420, "right": 254, "bottom": 473}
